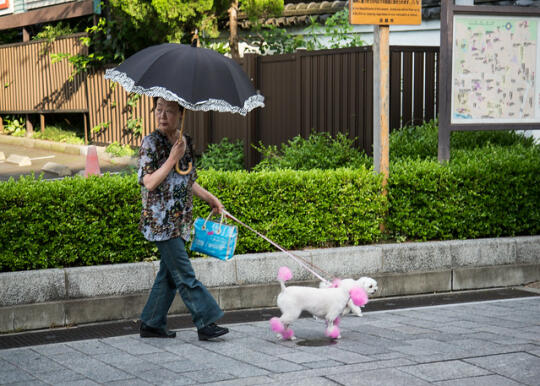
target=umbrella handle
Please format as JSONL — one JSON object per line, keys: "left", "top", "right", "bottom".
{"left": 175, "top": 109, "right": 193, "bottom": 175}
{"left": 176, "top": 161, "right": 192, "bottom": 175}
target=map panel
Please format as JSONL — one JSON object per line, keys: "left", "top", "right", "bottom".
{"left": 451, "top": 15, "right": 540, "bottom": 124}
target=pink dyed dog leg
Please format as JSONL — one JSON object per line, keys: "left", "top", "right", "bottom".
{"left": 270, "top": 317, "right": 284, "bottom": 333}
{"left": 325, "top": 325, "right": 340, "bottom": 339}
{"left": 281, "top": 328, "right": 294, "bottom": 340}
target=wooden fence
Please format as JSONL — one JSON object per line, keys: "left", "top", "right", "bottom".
{"left": 0, "top": 35, "right": 439, "bottom": 167}
{"left": 0, "top": 34, "right": 88, "bottom": 113}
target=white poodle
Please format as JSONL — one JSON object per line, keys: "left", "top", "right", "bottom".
{"left": 270, "top": 267, "right": 368, "bottom": 340}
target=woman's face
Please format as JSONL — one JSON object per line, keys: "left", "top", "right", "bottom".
{"left": 155, "top": 98, "right": 182, "bottom": 131}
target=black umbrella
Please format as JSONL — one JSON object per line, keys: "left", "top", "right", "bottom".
{"left": 104, "top": 43, "right": 264, "bottom": 115}
{"left": 104, "top": 43, "right": 264, "bottom": 174}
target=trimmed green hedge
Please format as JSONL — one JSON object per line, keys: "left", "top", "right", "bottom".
{"left": 387, "top": 145, "right": 540, "bottom": 240}
{"left": 0, "top": 175, "right": 151, "bottom": 271}
{"left": 194, "top": 168, "right": 386, "bottom": 253}
{"left": 0, "top": 167, "right": 386, "bottom": 271}
{"left": 1, "top": 142, "right": 538, "bottom": 271}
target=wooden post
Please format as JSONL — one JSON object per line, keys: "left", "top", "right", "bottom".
{"left": 244, "top": 53, "right": 258, "bottom": 169}
{"left": 40, "top": 114, "right": 45, "bottom": 133}
{"left": 373, "top": 25, "right": 390, "bottom": 191}
{"left": 22, "top": 27, "right": 30, "bottom": 42}
{"left": 84, "top": 113, "right": 88, "bottom": 145}
{"left": 25, "top": 115, "right": 34, "bottom": 136}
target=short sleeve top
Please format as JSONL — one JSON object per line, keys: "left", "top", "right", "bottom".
{"left": 137, "top": 130, "right": 198, "bottom": 242}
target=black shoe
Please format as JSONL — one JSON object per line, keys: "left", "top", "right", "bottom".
{"left": 140, "top": 322, "right": 176, "bottom": 338}
{"left": 197, "top": 323, "right": 229, "bottom": 341}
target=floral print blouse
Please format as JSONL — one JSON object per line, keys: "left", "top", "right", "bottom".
{"left": 138, "top": 131, "right": 197, "bottom": 242}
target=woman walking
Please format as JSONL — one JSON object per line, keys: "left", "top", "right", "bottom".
{"left": 138, "top": 97, "right": 229, "bottom": 340}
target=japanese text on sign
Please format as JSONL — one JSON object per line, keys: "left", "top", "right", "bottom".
{"left": 349, "top": 0, "right": 422, "bottom": 25}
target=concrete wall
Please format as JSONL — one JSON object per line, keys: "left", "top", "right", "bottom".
{"left": 1, "top": 236, "right": 539, "bottom": 333}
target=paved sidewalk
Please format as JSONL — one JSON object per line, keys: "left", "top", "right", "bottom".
{"left": 1, "top": 297, "right": 539, "bottom": 385}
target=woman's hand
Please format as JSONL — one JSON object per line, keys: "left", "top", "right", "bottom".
{"left": 169, "top": 136, "right": 186, "bottom": 163}
{"left": 143, "top": 136, "right": 186, "bottom": 191}
{"left": 208, "top": 196, "right": 225, "bottom": 215}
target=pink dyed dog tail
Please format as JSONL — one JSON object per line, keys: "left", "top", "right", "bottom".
{"left": 277, "top": 266, "right": 292, "bottom": 282}
{"left": 350, "top": 287, "right": 369, "bottom": 307}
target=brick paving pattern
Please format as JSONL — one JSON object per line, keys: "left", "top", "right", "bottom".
{"left": 0, "top": 297, "right": 538, "bottom": 385}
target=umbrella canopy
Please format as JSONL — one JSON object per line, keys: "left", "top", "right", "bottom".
{"left": 104, "top": 43, "right": 264, "bottom": 116}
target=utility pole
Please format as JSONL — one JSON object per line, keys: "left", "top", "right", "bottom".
{"left": 373, "top": 24, "right": 390, "bottom": 192}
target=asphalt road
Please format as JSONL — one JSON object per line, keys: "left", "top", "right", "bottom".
{"left": 0, "top": 143, "right": 135, "bottom": 181}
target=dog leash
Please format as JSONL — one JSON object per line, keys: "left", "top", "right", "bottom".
{"left": 223, "top": 210, "right": 331, "bottom": 283}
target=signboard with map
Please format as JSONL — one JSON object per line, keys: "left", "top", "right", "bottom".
{"left": 451, "top": 15, "right": 540, "bottom": 124}
{"left": 438, "top": 2, "right": 540, "bottom": 161}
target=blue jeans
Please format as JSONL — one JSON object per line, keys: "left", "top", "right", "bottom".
{"left": 140, "top": 237, "right": 224, "bottom": 330}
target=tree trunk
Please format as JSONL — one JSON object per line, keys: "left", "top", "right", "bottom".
{"left": 229, "top": 0, "right": 240, "bottom": 60}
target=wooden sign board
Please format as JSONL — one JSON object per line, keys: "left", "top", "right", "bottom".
{"left": 349, "top": 0, "right": 422, "bottom": 25}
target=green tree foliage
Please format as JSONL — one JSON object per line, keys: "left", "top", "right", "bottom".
{"left": 245, "top": 9, "right": 364, "bottom": 55}
{"left": 98, "top": 0, "right": 217, "bottom": 61}
{"left": 240, "top": 0, "right": 284, "bottom": 21}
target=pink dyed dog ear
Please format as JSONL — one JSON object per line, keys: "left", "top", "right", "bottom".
{"left": 349, "top": 287, "right": 368, "bottom": 307}
{"left": 277, "top": 266, "right": 292, "bottom": 282}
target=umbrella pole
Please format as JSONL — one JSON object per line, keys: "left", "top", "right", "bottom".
{"left": 175, "top": 110, "right": 193, "bottom": 175}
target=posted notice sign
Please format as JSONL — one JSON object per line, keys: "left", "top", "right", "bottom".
{"left": 349, "top": 0, "right": 422, "bottom": 25}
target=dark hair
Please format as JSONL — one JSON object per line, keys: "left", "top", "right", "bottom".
{"left": 153, "top": 97, "right": 185, "bottom": 114}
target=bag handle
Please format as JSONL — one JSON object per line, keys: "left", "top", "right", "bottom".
{"left": 202, "top": 212, "right": 225, "bottom": 234}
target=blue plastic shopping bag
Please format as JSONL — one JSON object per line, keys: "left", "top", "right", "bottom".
{"left": 190, "top": 213, "right": 238, "bottom": 260}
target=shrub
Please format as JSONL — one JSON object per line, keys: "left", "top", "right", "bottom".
{"left": 0, "top": 167, "right": 386, "bottom": 271}
{"left": 386, "top": 144, "right": 540, "bottom": 241}
{"left": 0, "top": 174, "right": 154, "bottom": 271}
{"left": 194, "top": 168, "right": 386, "bottom": 254}
{"left": 198, "top": 138, "right": 244, "bottom": 171}
{"left": 32, "top": 125, "right": 84, "bottom": 145}
{"left": 105, "top": 141, "right": 137, "bottom": 157}
{"left": 253, "top": 132, "right": 371, "bottom": 171}
{"left": 1, "top": 115, "right": 26, "bottom": 137}
{"left": 389, "top": 119, "right": 536, "bottom": 160}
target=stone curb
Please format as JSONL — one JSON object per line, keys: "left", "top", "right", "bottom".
{"left": 1, "top": 236, "right": 539, "bottom": 308}
{"left": 0, "top": 134, "right": 137, "bottom": 166}
{"left": 0, "top": 236, "right": 539, "bottom": 332}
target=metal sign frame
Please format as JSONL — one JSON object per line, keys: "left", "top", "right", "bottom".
{"left": 438, "top": 1, "right": 540, "bottom": 161}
